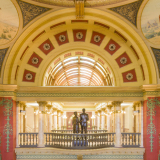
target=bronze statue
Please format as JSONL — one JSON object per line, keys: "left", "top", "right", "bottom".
{"left": 72, "top": 111, "right": 79, "bottom": 133}
{"left": 80, "top": 108, "right": 89, "bottom": 133}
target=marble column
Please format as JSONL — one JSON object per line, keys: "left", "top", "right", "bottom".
{"left": 101, "top": 108, "right": 105, "bottom": 130}
{"left": 133, "top": 104, "right": 136, "bottom": 133}
{"left": 37, "top": 101, "right": 47, "bottom": 147}
{"left": 53, "top": 108, "right": 57, "bottom": 130}
{"left": 97, "top": 111, "right": 100, "bottom": 130}
{"left": 19, "top": 102, "right": 26, "bottom": 133}
{"left": 58, "top": 110, "right": 62, "bottom": 130}
{"left": 107, "top": 105, "right": 112, "bottom": 132}
{"left": 46, "top": 104, "right": 52, "bottom": 132}
{"left": 62, "top": 111, "right": 67, "bottom": 129}
{"left": 140, "top": 101, "right": 144, "bottom": 147}
{"left": 34, "top": 108, "right": 38, "bottom": 132}
{"left": 112, "top": 101, "right": 122, "bottom": 147}
{"left": 16, "top": 101, "right": 20, "bottom": 147}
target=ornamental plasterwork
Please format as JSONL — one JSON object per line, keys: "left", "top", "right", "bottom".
{"left": 126, "top": 73, "right": 133, "bottom": 80}
{"left": 76, "top": 32, "right": 83, "bottom": 40}
{"left": 120, "top": 57, "right": 127, "bottom": 64}
{"left": 25, "top": 73, "right": 33, "bottom": 80}
{"left": 32, "top": 57, "right": 39, "bottom": 64}
{"left": 17, "top": 0, "right": 50, "bottom": 27}
{"left": 94, "top": 35, "right": 101, "bottom": 43}
{"left": 151, "top": 48, "right": 160, "bottom": 78}
{"left": 110, "top": 0, "right": 143, "bottom": 26}
{"left": 43, "top": 43, "right": 51, "bottom": 51}
{"left": 0, "top": 48, "right": 8, "bottom": 74}
{"left": 109, "top": 44, "right": 116, "bottom": 51}
{"left": 59, "top": 35, "right": 66, "bottom": 42}
{"left": 31, "top": 0, "right": 129, "bottom": 7}
{"left": 0, "top": 98, "right": 13, "bottom": 152}
{"left": 147, "top": 98, "right": 160, "bottom": 152}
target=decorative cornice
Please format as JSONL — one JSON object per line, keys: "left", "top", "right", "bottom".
{"left": 83, "top": 155, "right": 143, "bottom": 159}
{"left": 17, "top": 0, "right": 50, "bottom": 27}
{"left": 16, "top": 154, "right": 143, "bottom": 159}
{"left": 16, "top": 155, "right": 77, "bottom": 159}
{"left": 16, "top": 92, "right": 143, "bottom": 97}
{"left": 0, "top": 91, "right": 16, "bottom": 97}
{"left": 110, "top": 0, "right": 143, "bottom": 27}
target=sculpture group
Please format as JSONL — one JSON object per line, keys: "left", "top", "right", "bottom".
{"left": 72, "top": 108, "right": 89, "bottom": 134}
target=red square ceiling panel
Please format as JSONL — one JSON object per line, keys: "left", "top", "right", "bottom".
{"left": 54, "top": 31, "right": 69, "bottom": 46}
{"left": 27, "top": 52, "right": 43, "bottom": 68}
{"left": 122, "top": 69, "right": 137, "bottom": 83}
{"left": 73, "top": 29, "right": 87, "bottom": 42}
{"left": 23, "top": 69, "right": 36, "bottom": 82}
{"left": 115, "top": 52, "right": 132, "bottom": 68}
{"left": 104, "top": 39, "right": 121, "bottom": 55}
{"left": 90, "top": 31, "right": 105, "bottom": 46}
{"left": 38, "top": 39, "right": 54, "bottom": 55}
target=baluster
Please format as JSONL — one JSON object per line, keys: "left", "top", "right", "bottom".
{"left": 138, "top": 133, "right": 140, "bottom": 146}
{"left": 30, "top": 134, "right": 32, "bottom": 146}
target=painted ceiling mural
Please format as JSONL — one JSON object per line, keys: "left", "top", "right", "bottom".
{"left": 0, "top": 0, "right": 19, "bottom": 45}
{"left": 141, "top": 0, "right": 160, "bottom": 45}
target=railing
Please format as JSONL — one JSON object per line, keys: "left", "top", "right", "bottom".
{"left": 44, "top": 132, "right": 115, "bottom": 149}
{"left": 121, "top": 133, "right": 141, "bottom": 147}
{"left": 51, "top": 130, "right": 108, "bottom": 134}
{"left": 19, "top": 133, "right": 38, "bottom": 147}
{"left": 18, "top": 132, "right": 141, "bottom": 148}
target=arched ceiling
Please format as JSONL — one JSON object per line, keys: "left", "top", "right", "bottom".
{"left": 2, "top": 8, "right": 157, "bottom": 87}
{"left": 27, "top": 0, "right": 137, "bottom": 7}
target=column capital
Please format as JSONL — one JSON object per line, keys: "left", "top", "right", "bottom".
{"left": 16, "top": 101, "right": 20, "bottom": 107}
{"left": 107, "top": 105, "right": 113, "bottom": 109}
{"left": 112, "top": 101, "right": 123, "bottom": 106}
{"left": 46, "top": 104, "right": 52, "bottom": 110}
{"left": 37, "top": 101, "right": 47, "bottom": 107}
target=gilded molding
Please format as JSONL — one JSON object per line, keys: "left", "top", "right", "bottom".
{"left": 110, "top": 0, "right": 143, "bottom": 26}
{"left": 17, "top": 0, "right": 50, "bottom": 27}
{"left": 0, "top": 48, "right": 9, "bottom": 75}
{"left": 32, "top": 0, "right": 128, "bottom": 7}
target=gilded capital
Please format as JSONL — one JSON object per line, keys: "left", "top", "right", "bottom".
{"left": 46, "top": 104, "right": 52, "bottom": 110}
{"left": 37, "top": 101, "right": 47, "bottom": 107}
{"left": 112, "top": 101, "right": 123, "bottom": 107}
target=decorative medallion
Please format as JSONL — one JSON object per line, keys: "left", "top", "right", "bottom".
{"left": 32, "top": 57, "right": 39, "bottom": 64}
{"left": 43, "top": 43, "right": 50, "bottom": 50}
{"left": 76, "top": 32, "right": 83, "bottom": 39}
{"left": 25, "top": 73, "right": 33, "bottom": 80}
{"left": 126, "top": 73, "right": 133, "bottom": 80}
{"left": 120, "top": 57, "right": 127, "bottom": 64}
{"left": 109, "top": 44, "right": 116, "bottom": 51}
{"left": 59, "top": 35, "right": 66, "bottom": 42}
{"left": 94, "top": 35, "right": 101, "bottom": 43}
